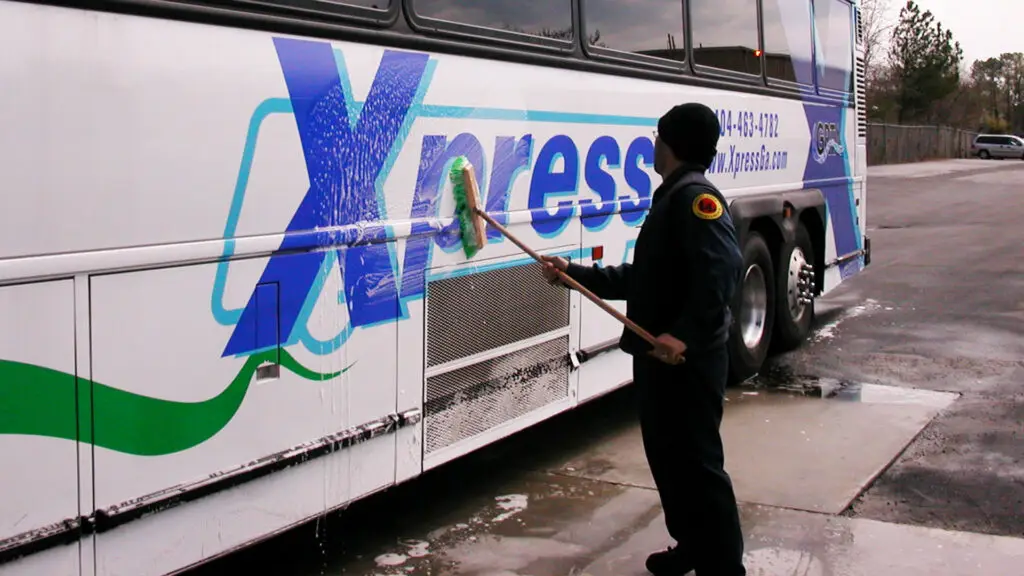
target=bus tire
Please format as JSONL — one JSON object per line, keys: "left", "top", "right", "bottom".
{"left": 728, "top": 232, "right": 775, "bottom": 384}
{"left": 772, "top": 222, "right": 815, "bottom": 352}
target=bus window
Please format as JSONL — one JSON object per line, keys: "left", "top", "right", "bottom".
{"left": 689, "top": 0, "right": 761, "bottom": 76}
{"left": 411, "top": 0, "right": 574, "bottom": 40}
{"left": 235, "top": 0, "right": 394, "bottom": 21}
{"left": 762, "top": 0, "right": 814, "bottom": 85}
{"left": 322, "top": 0, "right": 389, "bottom": 7}
{"left": 582, "top": 0, "right": 685, "bottom": 62}
{"left": 814, "top": 0, "right": 855, "bottom": 93}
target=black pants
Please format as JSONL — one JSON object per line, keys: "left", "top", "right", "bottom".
{"left": 634, "top": 347, "right": 746, "bottom": 576}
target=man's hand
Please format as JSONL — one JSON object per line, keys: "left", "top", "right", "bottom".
{"left": 540, "top": 255, "right": 569, "bottom": 287}
{"left": 648, "top": 333, "right": 687, "bottom": 365}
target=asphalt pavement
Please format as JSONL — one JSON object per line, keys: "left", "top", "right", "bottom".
{"left": 186, "top": 158, "right": 1024, "bottom": 576}
{"left": 781, "top": 158, "right": 1024, "bottom": 538}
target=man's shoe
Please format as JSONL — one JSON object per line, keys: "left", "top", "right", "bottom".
{"left": 645, "top": 546, "right": 694, "bottom": 575}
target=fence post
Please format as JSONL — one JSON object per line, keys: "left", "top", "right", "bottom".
{"left": 880, "top": 123, "right": 886, "bottom": 165}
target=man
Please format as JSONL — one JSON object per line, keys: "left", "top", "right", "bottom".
{"left": 540, "top": 103, "right": 746, "bottom": 575}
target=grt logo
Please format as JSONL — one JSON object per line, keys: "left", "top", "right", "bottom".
{"left": 813, "top": 121, "right": 845, "bottom": 165}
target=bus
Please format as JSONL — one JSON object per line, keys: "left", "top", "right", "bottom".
{"left": 0, "top": 0, "right": 869, "bottom": 574}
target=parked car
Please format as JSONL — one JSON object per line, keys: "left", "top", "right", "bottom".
{"left": 971, "top": 134, "right": 1024, "bottom": 159}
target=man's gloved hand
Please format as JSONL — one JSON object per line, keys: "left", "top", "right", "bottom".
{"left": 649, "top": 333, "right": 687, "bottom": 365}
{"left": 540, "top": 255, "right": 569, "bottom": 287}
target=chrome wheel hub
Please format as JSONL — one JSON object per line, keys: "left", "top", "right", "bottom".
{"left": 787, "top": 247, "right": 815, "bottom": 321}
{"left": 740, "top": 264, "right": 768, "bottom": 350}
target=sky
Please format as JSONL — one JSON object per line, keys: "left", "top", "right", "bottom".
{"left": 877, "top": 0, "right": 1024, "bottom": 65}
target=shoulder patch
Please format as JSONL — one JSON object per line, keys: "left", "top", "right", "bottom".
{"left": 692, "top": 193, "right": 724, "bottom": 220}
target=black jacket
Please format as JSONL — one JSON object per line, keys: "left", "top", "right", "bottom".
{"left": 565, "top": 163, "right": 743, "bottom": 356}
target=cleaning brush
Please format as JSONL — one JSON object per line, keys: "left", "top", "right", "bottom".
{"left": 450, "top": 156, "right": 486, "bottom": 259}
{"left": 448, "top": 156, "right": 664, "bottom": 353}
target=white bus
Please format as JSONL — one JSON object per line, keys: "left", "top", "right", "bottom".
{"left": 0, "top": 0, "right": 869, "bottom": 574}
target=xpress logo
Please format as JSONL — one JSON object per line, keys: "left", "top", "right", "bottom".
{"left": 213, "top": 37, "right": 657, "bottom": 362}
{"left": 812, "top": 120, "right": 845, "bottom": 165}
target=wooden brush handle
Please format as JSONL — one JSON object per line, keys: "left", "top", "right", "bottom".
{"left": 474, "top": 209, "right": 661, "bottom": 349}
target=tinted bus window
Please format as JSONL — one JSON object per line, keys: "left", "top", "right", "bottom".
{"left": 762, "top": 0, "right": 814, "bottom": 85}
{"left": 814, "top": 0, "right": 854, "bottom": 92}
{"left": 583, "top": 0, "right": 685, "bottom": 62}
{"left": 331, "top": 0, "right": 389, "bottom": 7}
{"left": 413, "top": 0, "right": 574, "bottom": 40}
{"left": 689, "top": 0, "right": 761, "bottom": 76}
{"left": 242, "top": 0, "right": 392, "bottom": 16}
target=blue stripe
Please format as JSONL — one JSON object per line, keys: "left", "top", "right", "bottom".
{"left": 419, "top": 104, "right": 659, "bottom": 126}
{"left": 211, "top": 97, "right": 293, "bottom": 326}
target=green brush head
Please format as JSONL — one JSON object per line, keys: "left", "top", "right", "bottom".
{"left": 449, "top": 155, "right": 484, "bottom": 259}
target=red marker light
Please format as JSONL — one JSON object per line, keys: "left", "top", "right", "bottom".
{"left": 591, "top": 245, "right": 604, "bottom": 261}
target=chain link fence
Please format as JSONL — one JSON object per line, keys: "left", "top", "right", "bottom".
{"left": 867, "top": 123, "right": 978, "bottom": 165}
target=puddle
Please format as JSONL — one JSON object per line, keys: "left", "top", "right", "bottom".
{"left": 739, "top": 366, "right": 958, "bottom": 409}
{"left": 744, "top": 364, "right": 857, "bottom": 399}
{"left": 809, "top": 299, "right": 883, "bottom": 343}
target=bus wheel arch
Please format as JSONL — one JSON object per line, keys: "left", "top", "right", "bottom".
{"left": 800, "top": 208, "right": 827, "bottom": 296}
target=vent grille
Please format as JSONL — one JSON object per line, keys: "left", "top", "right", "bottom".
{"left": 424, "top": 337, "right": 570, "bottom": 454}
{"left": 425, "top": 262, "right": 570, "bottom": 367}
{"left": 855, "top": 7, "right": 864, "bottom": 45}
{"left": 855, "top": 56, "right": 867, "bottom": 138}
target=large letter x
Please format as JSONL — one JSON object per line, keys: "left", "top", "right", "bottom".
{"left": 223, "top": 38, "right": 428, "bottom": 357}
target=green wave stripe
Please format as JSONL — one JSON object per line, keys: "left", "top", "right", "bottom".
{"left": 0, "top": 349, "right": 351, "bottom": 456}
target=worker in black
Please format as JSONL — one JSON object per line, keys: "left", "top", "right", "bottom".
{"left": 541, "top": 102, "right": 746, "bottom": 576}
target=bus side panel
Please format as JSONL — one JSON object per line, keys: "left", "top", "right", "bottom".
{"left": 418, "top": 223, "right": 581, "bottom": 471}
{"left": 0, "top": 4, "right": 307, "bottom": 262}
{"left": 819, "top": 107, "right": 863, "bottom": 294}
{"left": 0, "top": 545, "right": 79, "bottom": 576}
{"left": 0, "top": 281, "right": 80, "bottom": 574}
{"left": 93, "top": 434, "right": 396, "bottom": 576}
{"left": 854, "top": 106, "right": 868, "bottom": 259}
{"left": 577, "top": 214, "right": 639, "bottom": 403}
{"left": 88, "top": 259, "right": 398, "bottom": 576}
{"left": 395, "top": 295, "right": 425, "bottom": 485}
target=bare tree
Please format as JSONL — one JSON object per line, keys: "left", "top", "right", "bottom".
{"left": 860, "top": 0, "right": 895, "bottom": 85}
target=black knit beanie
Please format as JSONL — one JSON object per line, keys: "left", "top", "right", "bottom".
{"left": 657, "top": 103, "right": 721, "bottom": 168}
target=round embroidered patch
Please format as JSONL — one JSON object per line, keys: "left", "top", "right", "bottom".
{"left": 692, "top": 193, "right": 723, "bottom": 220}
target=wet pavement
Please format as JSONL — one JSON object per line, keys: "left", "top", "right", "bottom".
{"left": 556, "top": 384, "right": 957, "bottom": 515}
{"left": 188, "top": 160, "right": 1024, "bottom": 576}
{"left": 775, "top": 160, "right": 1024, "bottom": 539}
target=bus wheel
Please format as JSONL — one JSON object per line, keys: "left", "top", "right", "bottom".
{"left": 729, "top": 232, "right": 775, "bottom": 383}
{"left": 773, "top": 223, "right": 815, "bottom": 352}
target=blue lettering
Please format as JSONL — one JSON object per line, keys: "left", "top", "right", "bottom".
{"left": 621, "top": 136, "right": 653, "bottom": 226}
{"left": 581, "top": 136, "right": 619, "bottom": 231}
{"left": 225, "top": 43, "right": 675, "bottom": 361}
{"left": 529, "top": 135, "right": 578, "bottom": 238}
{"left": 399, "top": 134, "right": 452, "bottom": 300}
{"left": 401, "top": 132, "right": 488, "bottom": 297}
{"left": 485, "top": 135, "right": 533, "bottom": 242}
{"left": 223, "top": 38, "right": 428, "bottom": 357}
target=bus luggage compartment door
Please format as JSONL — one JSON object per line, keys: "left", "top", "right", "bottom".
{"left": 422, "top": 259, "right": 575, "bottom": 469}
